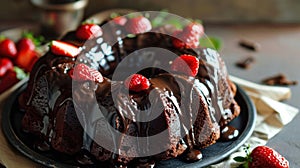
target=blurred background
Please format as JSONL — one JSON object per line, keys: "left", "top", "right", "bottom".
{"left": 2, "top": 0, "right": 300, "bottom": 23}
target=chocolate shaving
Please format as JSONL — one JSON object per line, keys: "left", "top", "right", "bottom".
{"left": 239, "top": 39, "right": 261, "bottom": 51}
{"left": 262, "top": 74, "right": 298, "bottom": 86}
{"left": 236, "top": 56, "right": 255, "bottom": 69}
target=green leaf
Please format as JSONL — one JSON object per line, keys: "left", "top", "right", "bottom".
{"left": 110, "top": 12, "right": 120, "bottom": 19}
{"left": 13, "top": 66, "right": 28, "bottom": 80}
{"left": 194, "top": 19, "right": 203, "bottom": 24}
{"left": 233, "top": 156, "right": 247, "bottom": 162}
{"left": 164, "top": 18, "right": 184, "bottom": 29}
{"left": 237, "top": 163, "right": 249, "bottom": 168}
{"left": 22, "top": 31, "right": 45, "bottom": 47}
{"left": 199, "top": 36, "right": 222, "bottom": 51}
{"left": 0, "top": 35, "right": 6, "bottom": 41}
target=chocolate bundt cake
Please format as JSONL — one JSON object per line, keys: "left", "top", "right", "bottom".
{"left": 19, "top": 14, "right": 240, "bottom": 167}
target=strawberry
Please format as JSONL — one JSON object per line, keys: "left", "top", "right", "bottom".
{"left": 0, "top": 58, "right": 13, "bottom": 77}
{"left": 76, "top": 23, "right": 103, "bottom": 40}
{"left": 113, "top": 16, "right": 128, "bottom": 26}
{"left": 51, "top": 40, "right": 80, "bottom": 57}
{"left": 124, "top": 74, "right": 150, "bottom": 92}
{"left": 70, "top": 63, "right": 103, "bottom": 83}
{"left": 249, "top": 146, "right": 289, "bottom": 168}
{"left": 172, "top": 22, "right": 204, "bottom": 49}
{"left": 234, "top": 145, "right": 289, "bottom": 168}
{"left": 172, "top": 30, "right": 186, "bottom": 49}
{"left": 0, "top": 38, "right": 17, "bottom": 59}
{"left": 125, "top": 16, "right": 152, "bottom": 34}
{"left": 171, "top": 54, "right": 199, "bottom": 77}
{"left": 16, "top": 38, "right": 35, "bottom": 51}
{"left": 15, "top": 49, "right": 39, "bottom": 72}
{"left": 0, "top": 70, "right": 19, "bottom": 94}
{"left": 182, "top": 22, "right": 204, "bottom": 37}
{"left": 172, "top": 30, "right": 200, "bottom": 49}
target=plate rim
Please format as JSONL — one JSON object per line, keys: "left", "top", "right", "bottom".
{"left": 2, "top": 83, "right": 256, "bottom": 168}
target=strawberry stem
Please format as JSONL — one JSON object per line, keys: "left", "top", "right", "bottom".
{"left": 22, "top": 31, "right": 45, "bottom": 47}
{"left": 233, "top": 144, "right": 252, "bottom": 168}
{"left": 0, "top": 35, "right": 6, "bottom": 41}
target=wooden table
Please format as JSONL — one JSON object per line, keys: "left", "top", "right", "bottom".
{"left": 0, "top": 22, "right": 299, "bottom": 167}
{"left": 206, "top": 23, "right": 300, "bottom": 168}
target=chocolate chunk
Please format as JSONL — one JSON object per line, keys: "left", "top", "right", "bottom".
{"left": 262, "top": 74, "right": 298, "bottom": 86}
{"left": 184, "top": 149, "right": 203, "bottom": 162}
{"left": 239, "top": 39, "right": 261, "bottom": 51}
{"left": 236, "top": 56, "right": 255, "bottom": 69}
{"left": 220, "top": 126, "right": 239, "bottom": 141}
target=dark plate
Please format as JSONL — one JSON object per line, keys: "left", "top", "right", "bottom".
{"left": 2, "top": 83, "right": 256, "bottom": 168}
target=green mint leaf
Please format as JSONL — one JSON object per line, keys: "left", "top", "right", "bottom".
{"left": 233, "top": 156, "right": 247, "bottom": 162}
{"left": 13, "top": 66, "right": 28, "bottom": 80}
{"left": 199, "top": 36, "right": 222, "bottom": 51}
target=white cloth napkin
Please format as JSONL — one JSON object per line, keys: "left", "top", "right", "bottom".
{"left": 209, "top": 76, "right": 299, "bottom": 168}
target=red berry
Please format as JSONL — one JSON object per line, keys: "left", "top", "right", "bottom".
{"left": 15, "top": 49, "right": 39, "bottom": 72}
{"left": 249, "top": 146, "right": 289, "bottom": 168}
{"left": 51, "top": 40, "right": 80, "bottom": 58}
{"left": 76, "top": 23, "right": 103, "bottom": 40}
{"left": 71, "top": 63, "right": 103, "bottom": 83}
{"left": 124, "top": 74, "right": 150, "bottom": 92}
{"left": 0, "top": 70, "right": 19, "bottom": 94}
{"left": 171, "top": 54, "right": 199, "bottom": 77}
{"left": 113, "top": 16, "right": 127, "bottom": 26}
{"left": 172, "top": 23, "right": 204, "bottom": 49}
{"left": 125, "top": 16, "right": 152, "bottom": 34}
{"left": 0, "top": 38, "right": 17, "bottom": 58}
{"left": 172, "top": 30, "right": 186, "bottom": 49}
{"left": 172, "top": 30, "right": 200, "bottom": 49}
{"left": 182, "top": 22, "right": 204, "bottom": 37}
{"left": 17, "top": 38, "right": 35, "bottom": 51}
{"left": 0, "top": 58, "right": 14, "bottom": 77}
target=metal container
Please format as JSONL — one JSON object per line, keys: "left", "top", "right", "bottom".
{"left": 31, "top": 0, "right": 89, "bottom": 38}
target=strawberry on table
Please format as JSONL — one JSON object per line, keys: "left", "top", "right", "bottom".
{"left": 15, "top": 49, "right": 38, "bottom": 72}
{"left": 0, "top": 69, "right": 19, "bottom": 94}
{"left": 14, "top": 32, "right": 44, "bottom": 72}
{"left": 171, "top": 54, "right": 199, "bottom": 77}
{"left": 234, "top": 145, "right": 289, "bottom": 168}
{"left": 124, "top": 74, "right": 150, "bottom": 92}
{"left": 50, "top": 40, "right": 80, "bottom": 58}
{"left": 76, "top": 23, "right": 103, "bottom": 40}
{"left": 0, "top": 38, "right": 17, "bottom": 59}
{"left": 17, "top": 37, "right": 35, "bottom": 51}
{"left": 125, "top": 16, "right": 152, "bottom": 34}
{"left": 0, "top": 58, "right": 13, "bottom": 77}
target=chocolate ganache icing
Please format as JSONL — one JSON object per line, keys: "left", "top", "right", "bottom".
{"left": 19, "top": 18, "right": 240, "bottom": 167}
